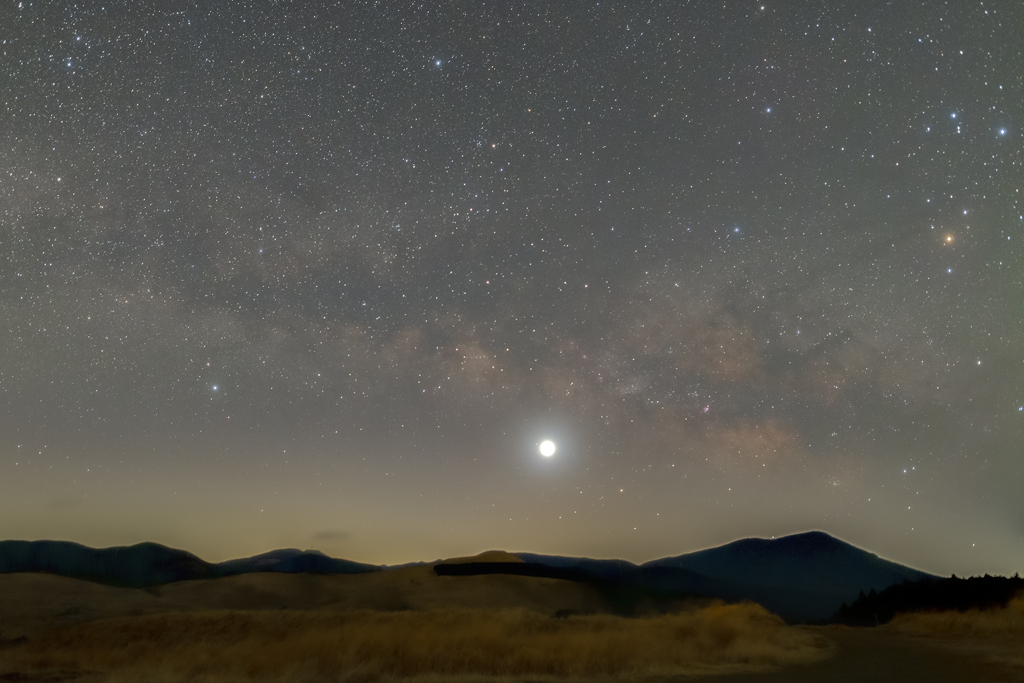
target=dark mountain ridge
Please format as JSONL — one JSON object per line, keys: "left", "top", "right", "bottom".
{"left": 638, "top": 530, "right": 937, "bottom": 620}
{"left": 504, "top": 532, "right": 940, "bottom": 621}
{"left": 0, "top": 540, "right": 219, "bottom": 588}
{"left": 1, "top": 531, "right": 939, "bottom": 621}
{"left": 642, "top": 530, "right": 929, "bottom": 592}
{"left": 217, "top": 548, "right": 382, "bottom": 576}
{"left": 0, "top": 540, "right": 381, "bottom": 589}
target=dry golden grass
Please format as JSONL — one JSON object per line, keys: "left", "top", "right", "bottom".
{"left": 0, "top": 563, "right": 604, "bottom": 639}
{"left": 0, "top": 604, "right": 833, "bottom": 682}
{"left": 887, "top": 596, "right": 1024, "bottom": 669}
{"left": 889, "top": 595, "right": 1024, "bottom": 640}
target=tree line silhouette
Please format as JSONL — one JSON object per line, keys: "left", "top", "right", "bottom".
{"left": 832, "top": 573, "right": 1024, "bottom": 625}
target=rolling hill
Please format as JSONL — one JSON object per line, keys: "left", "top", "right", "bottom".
{"left": 507, "top": 531, "right": 938, "bottom": 621}
{"left": 0, "top": 540, "right": 219, "bottom": 588}
{"left": 640, "top": 531, "right": 937, "bottom": 619}
{"left": 0, "top": 531, "right": 938, "bottom": 621}
{"left": 0, "top": 541, "right": 381, "bottom": 589}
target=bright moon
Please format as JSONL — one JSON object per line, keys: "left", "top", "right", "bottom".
{"left": 539, "top": 440, "right": 556, "bottom": 457}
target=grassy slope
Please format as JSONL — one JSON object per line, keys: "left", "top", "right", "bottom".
{"left": 0, "top": 552, "right": 833, "bottom": 681}
{"left": 0, "top": 563, "right": 601, "bottom": 638}
{"left": 885, "top": 596, "right": 1024, "bottom": 671}
{"left": 0, "top": 606, "right": 832, "bottom": 682}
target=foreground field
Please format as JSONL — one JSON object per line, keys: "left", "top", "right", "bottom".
{"left": 0, "top": 604, "right": 830, "bottom": 682}
{"left": 884, "top": 595, "right": 1024, "bottom": 673}
{"left": 705, "top": 597, "right": 1024, "bottom": 683}
{"left": 0, "top": 564, "right": 605, "bottom": 641}
{"left": 1, "top": 568, "right": 1020, "bottom": 682}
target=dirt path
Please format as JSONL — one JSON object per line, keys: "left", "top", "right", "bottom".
{"left": 694, "top": 627, "right": 1022, "bottom": 683}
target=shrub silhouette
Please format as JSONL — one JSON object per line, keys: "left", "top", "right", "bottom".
{"left": 833, "top": 574, "right": 1024, "bottom": 625}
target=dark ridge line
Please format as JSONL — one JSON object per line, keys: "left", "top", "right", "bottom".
{"left": 434, "top": 562, "right": 596, "bottom": 582}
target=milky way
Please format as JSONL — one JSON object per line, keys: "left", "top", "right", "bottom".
{"left": 1, "top": 1, "right": 1021, "bottom": 574}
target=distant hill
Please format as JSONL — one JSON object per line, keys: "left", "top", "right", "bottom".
{"left": 217, "top": 549, "right": 382, "bottom": 576}
{"left": 643, "top": 531, "right": 939, "bottom": 620}
{"left": 0, "top": 541, "right": 381, "bottom": 588}
{"left": 642, "top": 531, "right": 932, "bottom": 592}
{"left": 507, "top": 532, "right": 938, "bottom": 621}
{"left": 432, "top": 550, "right": 524, "bottom": 565}
{"left": 0, "top": 540, "right": 219, "bottom": 588}
{"left": 1, "top": 532, "right": 939, "bottom": 620}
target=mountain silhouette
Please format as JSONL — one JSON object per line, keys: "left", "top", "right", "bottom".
{"left": 217, "top": 548, "right": 382, "bottom": 575}
{"left": 505, "top": 532, "right": 937, "bottom": 621}
{"left": 0, "top": 541, "right": 381, "bottom": 588}
{"left": 0, "top": 540, "right": 219, "bottom": 588}
{"left": 640, "top": 531, "right": 938, "bottom": 620}
{"left": 1, "top": 532, "right": 938, "bottom": 620}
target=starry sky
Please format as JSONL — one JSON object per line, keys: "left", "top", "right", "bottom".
{"left": 2, "top": 1, "right": 1022, "bottom": 576}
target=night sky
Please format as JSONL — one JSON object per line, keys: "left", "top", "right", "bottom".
{"left": 2, "top": 1, "right": 1022, "bottom": 576}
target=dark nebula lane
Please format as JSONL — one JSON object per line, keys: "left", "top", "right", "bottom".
{"left": 0, "top": 1, "right": 1021, "bottom": 574}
